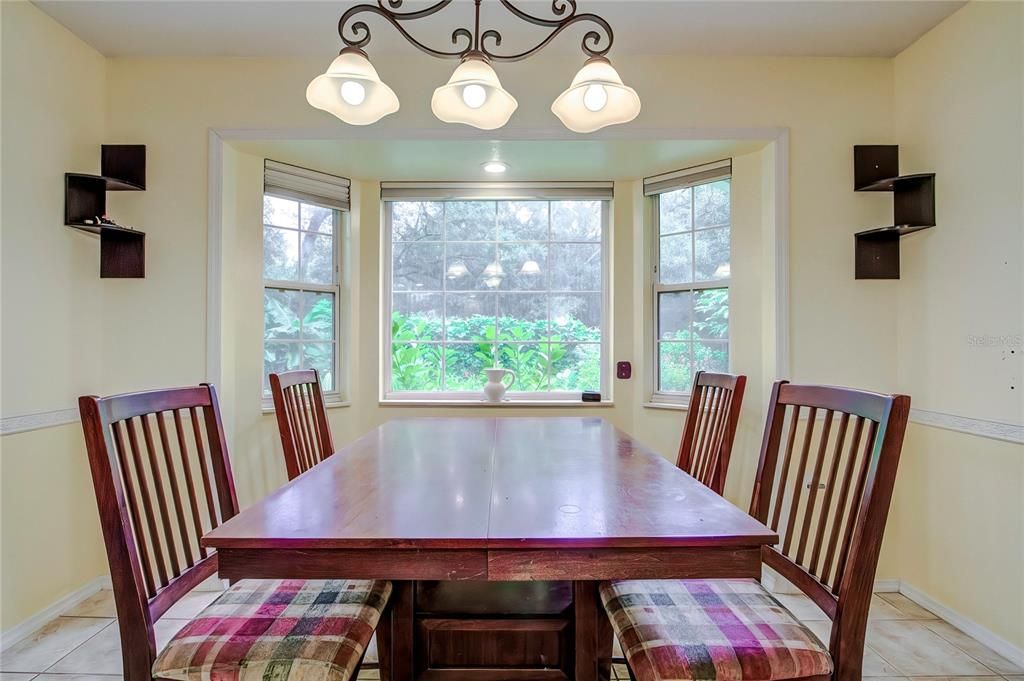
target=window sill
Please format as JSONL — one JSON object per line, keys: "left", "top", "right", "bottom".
{"left": 380, "top": 399, "right": 614, "bottom": 408}
{"left": 643, "top": 401, "right": 690, "bottom": 411}
{"left": 261, "top": 400, "right": 351, "bottom": 415}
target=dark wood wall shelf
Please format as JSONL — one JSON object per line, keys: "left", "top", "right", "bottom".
{"left": 853, "top": 145, "right": 935, "bottom": 279}
{"left": 65, "top": 145, "right": 146, "bottom": 278}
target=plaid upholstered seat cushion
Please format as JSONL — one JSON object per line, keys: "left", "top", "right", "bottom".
{"left": 154, "top": 579, "right": 391, "bottom": 681}
{"left": 600, "top": 579, "right": 832, "bottom": 681}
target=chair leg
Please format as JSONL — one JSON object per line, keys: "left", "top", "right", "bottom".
{"left": 610, "top": 651, "right": 636, "bottom": 681}
{"left": 376, "top": 604, "right": 392, "bottom": 681}
{"left": 597, "top": 596, "right": 614, "bottom": 681}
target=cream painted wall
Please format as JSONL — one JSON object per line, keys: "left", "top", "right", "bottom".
{"left": 895, "top": 1, "right": 1022, "bottom": 424}
{"left": 0, "top": 1, "right": 109, "bottom": 628}
{"left": 889, "top": 1, "right": 1024, "bottom": 649}
{"left": 1, "top": 0, "right": 107, "bottom": 415}
{"left": 894, "top": 424, "right": 1023, "bottom": 648}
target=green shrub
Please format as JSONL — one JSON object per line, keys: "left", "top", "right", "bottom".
{"left": 391, "top": 313, "right": 600, "bottom": 392}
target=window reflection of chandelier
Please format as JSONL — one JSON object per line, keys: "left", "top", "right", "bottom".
{"left": 306, "top": 0, "right": 641, "bottom": 132}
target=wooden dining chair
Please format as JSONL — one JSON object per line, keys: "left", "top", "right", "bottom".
{"left": 79, "top": 384, "right": 390, "bottom": 681}
{"left": 676, "top": 371, "right": 747, "bottom": 495}
{"left": 601, "top": 381, "right": 910, "bottom": 681}
{"left": 269, "top": 369, "right": 335, "bottom": 480}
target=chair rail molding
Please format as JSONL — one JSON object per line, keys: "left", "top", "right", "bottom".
{"left": 909, "top": 407, "right": 1023, "bottom": 444}
{"left": 0, "top": 407, "right": 80, "bottom": 436}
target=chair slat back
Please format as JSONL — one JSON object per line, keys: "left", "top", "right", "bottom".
{"left": 676, "top": 371, "right": 747, "bottom": 495}
{"left": 79, "top": 384, "right": 239, "bottom": 680}
{"left": 749, "top": 381, "right": 910, "bottom": 680}
{"left": 269, "top": 369, "right": 335, "bottom": 480}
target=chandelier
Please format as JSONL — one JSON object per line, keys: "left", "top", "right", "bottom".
{"left": 306, "top": 0, "right": 641, "bottom": 132}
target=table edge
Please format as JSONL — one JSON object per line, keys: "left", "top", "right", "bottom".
{"left": 203, "top": 534, "right": 779, "bottom": 550}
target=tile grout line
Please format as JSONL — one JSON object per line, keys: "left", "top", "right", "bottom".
{"left": 922, "top": 617, "right": 1023, "bottom": 675}
{"left": 860, "top": 588, "right": 1015, "bottom": 673}
{"left": 867, "top": 619, "right": 1005, "bottom": 678}
{"left": 38, "top": 617, "right": 118, "bottom": 676}
{"left": 864, "top": 643, "right": 898, "bottom": 676}
{"left": 876, "top": 592, "right": 1017, "bottom": 678}
{"left": 860, "top": 602, "right": 917, "bottom": 677}
{"left": 912, "top": 613, "right": 1013, "bottom": 676}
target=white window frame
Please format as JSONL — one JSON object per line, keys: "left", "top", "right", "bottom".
{"left": 648, "top": 161, "right": 732, "bottom": 406}
{"left": 261, "top": 192, "right": 346, "bottom": 407}
{"left": 380, "top": 189, "right": 612, "bottom": 404}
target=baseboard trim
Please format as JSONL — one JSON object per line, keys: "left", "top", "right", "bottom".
{"left": 0, "top": 576, "right": 112, "bottom": 652}
{"left": 897, "top": 580, "right": 1024, "bottom": 668}
{"left": 873, "top": 579, "right": 900, "bottom": 593}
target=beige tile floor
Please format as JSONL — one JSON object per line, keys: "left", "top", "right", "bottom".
{"left": 1, "top": 587, "right": 1021, "bottom": 681}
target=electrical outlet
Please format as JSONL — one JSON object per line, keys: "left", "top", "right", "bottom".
{"left": 616, "top": 361, "right": 632, "bottom": 379}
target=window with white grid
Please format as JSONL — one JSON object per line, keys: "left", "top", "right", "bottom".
{"left": 382, "top": 189, "right": 610, "bottom": 401}
{"left": 649, "top": 161, "right": 731, "bottom": 399}
{"left": 262, "top": 194, "right": 341, "bottom": 397}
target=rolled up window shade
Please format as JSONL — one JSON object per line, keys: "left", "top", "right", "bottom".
{"left": 643, "top": 159, "right": 731, "bottom": 196}
{"left": 380, "top": 181, "right": 614, "bottom": 201}
{"left": 264, "top": 159, "right": 350, "bottom": 211}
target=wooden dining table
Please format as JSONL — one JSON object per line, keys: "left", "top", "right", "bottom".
{"left": 203, "top": 417, "right": 778, "bottom": 681}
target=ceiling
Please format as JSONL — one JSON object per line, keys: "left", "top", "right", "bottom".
{"left": 229, "top": 138, "right": 768, "bottom": 181}
{"left": 35, "top": 0, "right": 963, "bottom": 59}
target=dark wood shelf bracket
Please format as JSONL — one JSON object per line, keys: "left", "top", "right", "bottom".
{"left": 853, "top": 145, "right": 935, "bottom": 279}
{"left": 64, "top": 144, "right": 146, "bottom": 278}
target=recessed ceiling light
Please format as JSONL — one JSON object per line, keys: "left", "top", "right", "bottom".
{"left": 482, "top": 161, "right": 508, "bottom": 174}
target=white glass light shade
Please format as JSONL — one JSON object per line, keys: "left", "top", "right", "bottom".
{"left": 447, "top": 261, "right": 469, "bottom": 279}
{"left": 520, "top": 260, "right": 541, "bottom": 275}
{"left": 551, "top": 57, "right": 640, "bottom": 133}
{"left": 432, "top": 57, "right": 518, "bottom": 130}
{"left": 483, "top": 261, "right": 505, "bottom": 278}
{"left": 306, "top": 50, "right": 399, "bottom": 125}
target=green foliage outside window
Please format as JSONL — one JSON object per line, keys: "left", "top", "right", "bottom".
{"left": 263, "top": 293, "right": 336, "bottom": 391}
{"left": 658, "top": 287, "right": 729, "bottom": 392}
{"left": 391, "top": 313, "right": 600, "bottom": 393}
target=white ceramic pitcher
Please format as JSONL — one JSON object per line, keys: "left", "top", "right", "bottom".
{"left": 483, "top": 367, "right": 516, "bottom": 403}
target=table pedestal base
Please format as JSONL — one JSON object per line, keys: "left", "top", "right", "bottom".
{"left": 378, "top": 581, "right": 612, "bottom": 681}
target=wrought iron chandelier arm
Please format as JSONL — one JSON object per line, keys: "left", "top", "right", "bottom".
{"left": 336, "top": 0, "right": 613, "bottom": 62}
{"left": 498, "top": 0, "right": 578, "bottom": 27}
{"left": 338, "top": 0, "right": 472, "bottom": 58}
{"left": 375, "top": 0, "right": 449, "bottom": 18}
{"left": 482, "top": 11, "right": 613, "bottom": 62}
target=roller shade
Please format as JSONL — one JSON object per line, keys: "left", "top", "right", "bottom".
{"left": 380, "top": 181, "right": 614, "bottom": 201}
{"left": 264, "top": 159, "right": 350, "bottom": 211}
{"left": 643, "top": 159, "right": 731, "bottom": 196}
